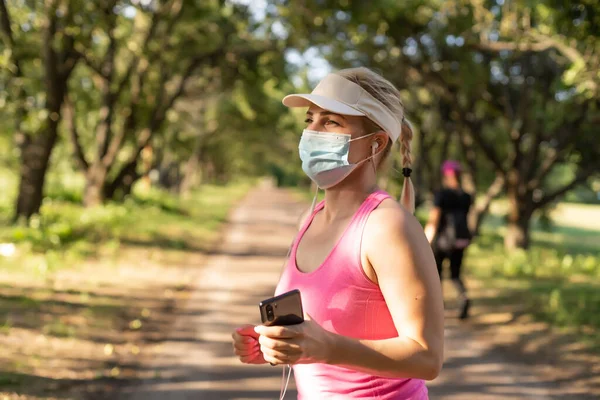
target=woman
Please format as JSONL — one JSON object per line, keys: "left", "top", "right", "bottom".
{"left": 232, "top": 68, "right": 444, "bottom": 399}
{"left": 424, "top": 160, "right": 472, "bottom": 320}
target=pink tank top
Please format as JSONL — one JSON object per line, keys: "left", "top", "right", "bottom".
{"left": 276, "top": 190, "right": 428, "bottom": 400}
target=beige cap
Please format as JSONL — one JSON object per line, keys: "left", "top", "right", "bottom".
{"left": 282, "top": 73, "right": 402, "bottom": 143}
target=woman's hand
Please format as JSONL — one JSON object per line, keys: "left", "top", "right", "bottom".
{"left": 232, "top": 325, "right": 267, "bottom": 365}
{"left": 254, "top": 314, "right": 334, "bottom": 366}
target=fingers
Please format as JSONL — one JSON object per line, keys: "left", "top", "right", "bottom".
{"left": 258, "top": 335, "right": 301, "bottom": 353}
{"left": 254, "top": 325, "right": 301, "bottom": 339}
{"left": 259, "top": 335, "right": 302, "bottom": 365}
{"left": 232, "top": 327, "right": 261, "bottom": 361}
{"left": 233, "top": 335, "right": 263, "bottom": 364}
{"left": 235, "top": 343, "right": 261, "bottom": 357}
{"left": 233, "top": 336, "right": 256, "bottom": 349}
{"left": 234, "top": 324, "right": 259, "bottom": 338}
{"left": 234, "top": 342, "right": 259, "bottom": 356}
{"left": 233, "top": 324, "right": 303, "bottom": 365}
{"left": 239, "top": 347, "right": 264, "bottom": 364}
{"left": 240, "top": 353, "right": 263, "bottom": 364}
{"left": 233, "top": 334, "right": 259, "bottom": 352}
{"left": 261, "top": 344, "right": 295, "bottom": 365}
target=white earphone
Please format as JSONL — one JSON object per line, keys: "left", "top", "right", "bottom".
{"left": 372, "top": 141, "right": 379, "bottom": 152}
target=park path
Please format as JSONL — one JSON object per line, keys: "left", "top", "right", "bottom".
{"left": 116, "top": 184, "right": 566, "bottom": 400}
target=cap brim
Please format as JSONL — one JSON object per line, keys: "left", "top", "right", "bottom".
{"left": 282, "top": 94, "right": 365, "bottom": 117}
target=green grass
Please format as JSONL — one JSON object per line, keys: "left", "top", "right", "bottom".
{"left": 42, "top": 319, "right": 77, "bottom": 338}
{"left": 465, "top": 204, "right": 600, "bottom": 339}
{"left": 0, "top": 372, "right": 26, "bottom": 387}
{"left": 0, "top": 181, "right": 252, "bottom": 274}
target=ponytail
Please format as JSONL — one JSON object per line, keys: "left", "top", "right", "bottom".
{"left": 333, "top": 67, "right": 415, "bottom": 212}
{"left": 399, "top": 118, "right": 415, "bottom": 213}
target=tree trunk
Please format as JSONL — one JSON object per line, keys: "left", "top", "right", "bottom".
{"left": 11, "top": 1, "right": 78, "bottom": 220}
{"left": 83, "top": 165, "right": 108, "bottom": 207}
{"left": 504, "top": 174, "right": 533, "bottom": 249}
{"left": 13, "top": 121, "right": 59, "bottom": 221}
{"left": 505, "top": 210, "right": 531, "bottom": 250}
{"left": 180, "top": 136, "right": 207, "bottom": 194}
{"left": 103, "top": 160, "right": 140, "bottom": 201}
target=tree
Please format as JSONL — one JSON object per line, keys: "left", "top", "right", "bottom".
{"left": 437, "top": 0, "right": 600, "bottom": 249}
{"left": 64, "top": 0, "right": 286, "bottom": 205}
{"left": 0, "top": 0, "right": 92, "bottom": 220}
{"left": 64, "top": 0, "right": 222, "bottom": 205}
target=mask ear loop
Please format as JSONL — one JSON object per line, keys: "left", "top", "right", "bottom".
{"left": 370, "top": 141, "right": 378, "bottom": 177}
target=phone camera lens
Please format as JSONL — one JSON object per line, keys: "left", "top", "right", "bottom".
{"left": 266, "top": 304, "right": 274, "bottom": 321}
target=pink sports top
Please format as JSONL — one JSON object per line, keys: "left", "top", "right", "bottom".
{"left": 275, "top": 190, "right": 428, "bottom": 399}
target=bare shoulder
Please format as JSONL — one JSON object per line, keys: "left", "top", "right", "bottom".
{"left": 363, "top": 198, "right": 437, "bottom": 283}
{"left": 365, "top": 198, "right": 423, "bottom": 240}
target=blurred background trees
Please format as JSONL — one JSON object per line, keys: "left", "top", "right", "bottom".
{"left": 1, "top": 0, "right": 599, "bottom": 250}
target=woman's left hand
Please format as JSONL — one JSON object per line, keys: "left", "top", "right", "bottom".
{"left": 254, "top": 314, "right": 334, "bottom": 366}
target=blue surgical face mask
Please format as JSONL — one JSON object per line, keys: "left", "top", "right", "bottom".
{"left": 298, "top": 129, "right": 377, "bottom": 189}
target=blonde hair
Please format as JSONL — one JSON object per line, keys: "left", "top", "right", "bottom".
{"left": 335, "top": 67, "right": 415, "bottom": 213}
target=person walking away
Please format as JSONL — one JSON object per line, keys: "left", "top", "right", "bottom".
{"left": 424, "top": 160, "right": 472, "bottom": 319}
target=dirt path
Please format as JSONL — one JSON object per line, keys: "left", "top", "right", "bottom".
{"left": 116, "top": 185, "right": 595, "bottom": 400}
{"left": 117, "top": 184, "right": 304, "bottom": 399}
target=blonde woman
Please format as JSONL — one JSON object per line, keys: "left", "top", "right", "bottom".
{"left": 232, "top": 68, "right": 444, "bottom": 399}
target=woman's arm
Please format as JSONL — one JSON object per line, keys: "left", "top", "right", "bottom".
{"left": 424, "top": 206, "right": 441, "bottom": 244}
{"left": 326, "top": 205, "right": 444, "bottom": 379}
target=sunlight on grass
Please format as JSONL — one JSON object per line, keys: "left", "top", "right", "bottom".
{"left": 0, "top": 182, "right": 252, "bottom": 275}
{"left": 466, "top": 204, "right": 600, "bottom": 336}
{"left": 42, "top": 319, "right": 77, "bottom": 338}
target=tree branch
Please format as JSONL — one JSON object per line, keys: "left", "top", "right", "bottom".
{"left": 57, "top": 0, "right": 79, "bottom": 79}
{"left": 63, "top": 95, "right": 89, "bottom": 171}
{"left": 112, "top": 0, "right": 176, "bottom": 98}
{"left": 43, "top": 0, "right": 62, "bottom": 113}
{"left": 121, "top": 49, "right": 223, "bottom": 172}
{"left": 457, "top": 110, "right": 506, "bottom": 175}
{"left": 523, "top": 70, "right": 551, "bottom": 183}
{"left": 0, "top": 0, "right": 29, "bottom": 142}
{"left": 535, "top": 167, "right": 597, "bottom": 209}
{"left": 0, "top": 0, "right": 16, "bottom": 50}
{"left": 101, "top": 54, "right": 152, "bottom": 168}
{"left": 76, "top": 50, "right": 106, "bottom": 78}
{"left": 528, "top": 110, "right": 588, "bottom": 191}
{"left": 457, "top": 127, "right": 478, "bottom": 193}
{"left": 526, "top": 147, "right": 568, "bottom": 192}
{"left": 470, "top": 33, "right": 585, "bottom": 65}
{"left": 156, "top": 55, "right": 207, "bottom": 122}
{"left": 471, "top": 173, "right": 506, "bottom": 236}
{"left": 95, "top": 2, "right": 119, "bottom": 159}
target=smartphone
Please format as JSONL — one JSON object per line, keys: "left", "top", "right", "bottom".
{"left": 259, "top": 289, "right": 304, "bottom": 326}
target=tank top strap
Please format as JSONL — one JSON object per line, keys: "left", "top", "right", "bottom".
{"left": 293, "top": 199, "right": 325, "bottom": 249}
{"left": 338, "top": 190, "right": 391, "bottom": 267}
{"left": 351, "top": 190, "right": 392, "bottom": 230}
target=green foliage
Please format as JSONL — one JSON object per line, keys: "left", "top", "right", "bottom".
{"left": 0, "top": 181, "right": 251, "bottom": 274}
{"left": 539, "top": 284, "right": 600, "bottom": 329}
{"left": 466, "top": 203, "right": 600, "bottom": 333}
{"left": 477, "top": 276, "right": 600, "bottom": 334}
{"left": 470, "top": 239, "right": 600, "bottom": 279}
